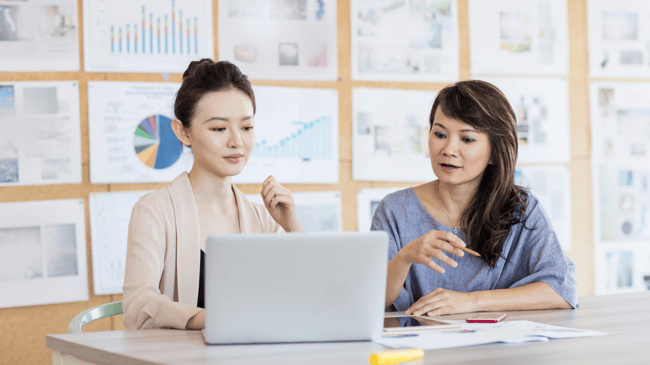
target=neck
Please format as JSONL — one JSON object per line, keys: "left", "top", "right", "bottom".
{"left": 187, "top": 167, "right": 236, "bottom": 210}
{"left": 436, "top": 179, "right": 481, "bottom": 220}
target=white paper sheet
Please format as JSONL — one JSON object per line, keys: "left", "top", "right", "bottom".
{"left": 357, "top": 188, "right": 402, "bottom": 231}
{"left": 375, "top": 320, "right": 608, "bottom": 350}
{"left": 351, "top": 0, "right": 459, "bottom": 82}
{"left": 233, "top": 86, "right": 339, "bottom": 184}
{"left": 218, "top": 0, "right": 337, "bottom": 81}
{"left": 594, "top": 244, "right": 650, "bottom": 295}
{"left": 88, "top": 81, "right": 193, "bottom": 184}
{"left": 89, "top": 191, "right": 151, "bottom": 295}
{"left": 0, "top": 81, "right": 82, "bottom": 186}
{"left": 589, "top": 0, "right": 650, "bottom": 78}
{"left": 469, "top": 0, "right": 568, "bottom": 75}
{"left": 477, "top": 77, "right": 570, "bottom": 163}
{"left": 83, "top": 0, "right": 214, "bottom": 73}
{"left": 352, "top": 87, "right": 437, "bottom": 182}
{"left": 515, "top": 165, "right": 572, "bottom": 250}
{"left": 590, "top": 82, "right": 650, "bottom": 162}
{"left": 246, "top": 191, "right": 342, "bottom": 233}
{"left": 0, "top": 199, "right": 88, "bottom": 309}
{"left": 0, "top": 0, "right": 79, "bottom": 71}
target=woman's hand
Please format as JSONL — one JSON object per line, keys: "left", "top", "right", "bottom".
{"left": 397, "top": 230, "right": 466, "bottom": 274}
{"left": 261, "top": 175, "right": 303, "bottom": 232}
{"left": 405, "top": 288, "right": 478, "bottom": 316}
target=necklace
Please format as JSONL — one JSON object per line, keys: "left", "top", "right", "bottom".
{"left": 435, "top": 180, "right": 458, "bottom": 236}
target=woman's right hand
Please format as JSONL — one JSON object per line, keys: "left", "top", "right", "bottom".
{"left": 397, "top": 230, "right": 467, "bottom": 274}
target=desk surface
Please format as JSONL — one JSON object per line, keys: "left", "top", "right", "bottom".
{"left": 47, "top": 292, "right": 650, "bottom": 365}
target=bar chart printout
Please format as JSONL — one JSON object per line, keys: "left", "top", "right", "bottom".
{"left": 83, "top": 0, "right": 213, "bottom": 72}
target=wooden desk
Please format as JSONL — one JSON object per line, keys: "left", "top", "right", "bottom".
{"left": 47, "top": 292, "right": 650, "bottom": 365}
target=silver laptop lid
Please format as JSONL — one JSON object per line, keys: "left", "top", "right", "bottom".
{"left": 204, "top": 231, "right": 388, "bottom": 344}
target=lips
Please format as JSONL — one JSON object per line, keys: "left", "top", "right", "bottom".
{"left": 440, "top": 163, "right": 460, "bottom": 169}
{"left": 225, "top": 154, "right": 243, "bottom": 159}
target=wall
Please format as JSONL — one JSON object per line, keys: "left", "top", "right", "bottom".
{"left": 0, "top": 0, "right": 592, "bottom": 363}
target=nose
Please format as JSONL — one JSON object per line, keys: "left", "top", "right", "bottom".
{"left": 441, "top": 137, "right": 458, "bottom": 157}
{"left": 228, "top": 128, "right": 244, "bottom": 149}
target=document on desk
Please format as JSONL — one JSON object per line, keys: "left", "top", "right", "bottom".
{"left": 375, "top": 320, "right": 609, "bottom": 350}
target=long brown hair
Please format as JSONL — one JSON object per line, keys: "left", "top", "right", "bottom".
{"left": 430, "top": 80, "right": 528, "bottom": 267}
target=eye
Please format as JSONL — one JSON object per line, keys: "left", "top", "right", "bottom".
{"left": 242, "top": 126, "right": 254, "bottom": 131}
{"left": 462, "top": 136, "right": 476, "bottom": 143}
{"left": 210, "top": 127, "right": 226, "bottom": 132}
{"left": 433, "top": 131, "right": 446, "bottom": 138}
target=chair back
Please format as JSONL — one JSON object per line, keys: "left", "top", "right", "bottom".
{"left": 68, "top": 301, "right": 123, "bottom": 333}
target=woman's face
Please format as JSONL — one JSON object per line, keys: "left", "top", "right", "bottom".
{"left": 428, "top": 106, "right": 492, "bottom": 188}
{"left": 184, "top": 89, "right": 255, "bottom": 179}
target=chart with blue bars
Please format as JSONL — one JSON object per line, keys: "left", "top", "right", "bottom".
{"left": 110, "top": 1, "right": 198, "bottom": 56}
{"left": 84, "top": 0, "right": 214, "bottom": 72}
{"left": 252, "top": 117, "right": 333, "bottom": 161}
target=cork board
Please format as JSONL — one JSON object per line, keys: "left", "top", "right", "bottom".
{"left": 0, "top": 0, "right": 594, "bottom": 363}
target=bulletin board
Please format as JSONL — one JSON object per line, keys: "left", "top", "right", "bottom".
{"left": 0, "top": 1, "right": 594, "bottom": 363}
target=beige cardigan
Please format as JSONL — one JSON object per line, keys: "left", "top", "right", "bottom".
{"left": 122, "top": 172, "right": 283, "bottom": 330}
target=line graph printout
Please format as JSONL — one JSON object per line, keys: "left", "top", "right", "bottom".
{"left": 357, "top": 188, "right": 401, "bottom": 231}
{"left": 218, "top": 0, "right": 337, "bottom": 81}
{"left": 590, "top": 82, "right": 650, "bottom": 162}
{"left": 469, "top": 0, "right": 568, "bottom": 75}
{"left": 0, "top": 199, "right": 88, "bottom": 309}
{"left": 589, "top": 0, "right": 650, "bottom": 78}
{"left": 0, "top": 81, "right": 82, "bottom": 186}
{"left": 246, "top": 191, "right": 342, "bottom": 233}
{"left": 351, "top": 0, "right": 459, "bottom": 82}
{"left": 83, "top": 0, "right": 214, "bottom": 73}
{"left": 89, "top": 190, "right": 150, "bottom": 295}
{"left": 352, "top": 87, "right": 437, "bottom": 182}
{"left": 0, "top": 0, "right": 79, "bottom": 71}
{"left": 233, "top": 86, "right": 338, "bottom": 184}
{"left": 478, "top": 77, "right": 570, "bottom": 164}
{"left": 88, "top": 81, "right": 193, "bottom": 183}
{"left": 515, "top": 165, "right": 572, "bottom": 250}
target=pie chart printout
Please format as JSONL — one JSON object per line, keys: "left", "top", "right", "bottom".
{"left": 133, "top": 115, "right": 182, "bottom": 169}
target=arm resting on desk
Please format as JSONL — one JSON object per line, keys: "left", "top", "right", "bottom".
{"left": 405, "top": 281, "right": 572, "bottom": 316}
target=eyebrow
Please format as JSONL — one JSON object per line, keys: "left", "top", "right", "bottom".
{"left": 202, "top": 116, "right": 253, "bottom": 124}
{"left": 433, "top": 122, "right": 477, "bottom": 133}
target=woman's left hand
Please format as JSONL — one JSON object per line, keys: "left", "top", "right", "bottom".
{"left": 261, "top": 175, "right": 304, "bottom": 232}
{"left": 405, "top": 288, "right": 478, "bottom": 317}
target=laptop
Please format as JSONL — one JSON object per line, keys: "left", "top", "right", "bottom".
{"left": 203, "top": 231, "right": 388, "bottom": 344}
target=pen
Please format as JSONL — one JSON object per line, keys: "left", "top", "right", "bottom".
{"left": 450, "top": 242, "right": 481, "bottom": 257}
{"left": 381, "top": 333, "right": 419, "bottom": 338}
{"left": 369, "top": 348, "right": 424, "bottom": 365}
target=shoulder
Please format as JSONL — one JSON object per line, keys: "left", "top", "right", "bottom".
{"left": 373, "top": 187, "right": 421, "bottom": 224}
{"left": 380, "top": 188, "right": 418, "bottom": 209}
{"left": 512, "top": 189, "right": 555, "bottom": 236}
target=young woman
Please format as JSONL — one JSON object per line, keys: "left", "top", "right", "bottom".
{"left": 122, "top": 59, "right": 303, "bottom": 330}
{"left": 373, "top": 80, "right": 576, "bottom": 316}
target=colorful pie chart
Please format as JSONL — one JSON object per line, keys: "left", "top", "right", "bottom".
{"left": 133, "top": 115, "right": 182, "bottom": 169}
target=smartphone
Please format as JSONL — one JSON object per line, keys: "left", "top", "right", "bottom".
{"left": 466, "top": 313, "right": 507, "bottom": 323}
{"left": 384, "top": 315, "right": 460, "bottom": 332}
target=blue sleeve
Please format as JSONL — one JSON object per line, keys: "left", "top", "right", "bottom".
{"left": 507, "top": 202, "right": 578, "bottom": 308}
{"left": 370, "top": 197, "right": 414, "bottom": 312}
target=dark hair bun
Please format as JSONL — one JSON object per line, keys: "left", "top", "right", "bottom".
{"left": 182, "top": 58, "right": 215, "bottom": 80}
{"left": 174, "top": 59, "right": 256, "bottom": 129}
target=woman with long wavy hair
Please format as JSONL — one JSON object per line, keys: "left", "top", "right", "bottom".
{"left": 373, "top": 80, "right": 577, "bottom": 315}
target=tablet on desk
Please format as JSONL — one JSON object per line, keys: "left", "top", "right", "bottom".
{"left": 384, "top": 314, "right": 460, "bottom": 332}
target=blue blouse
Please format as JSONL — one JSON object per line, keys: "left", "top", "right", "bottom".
{"left": 371, "top": 187, "right": 577, "bottom": 311}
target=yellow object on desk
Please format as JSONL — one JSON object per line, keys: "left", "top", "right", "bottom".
{"left": 369, "top": 348, "right": 424, "bottom": 365}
